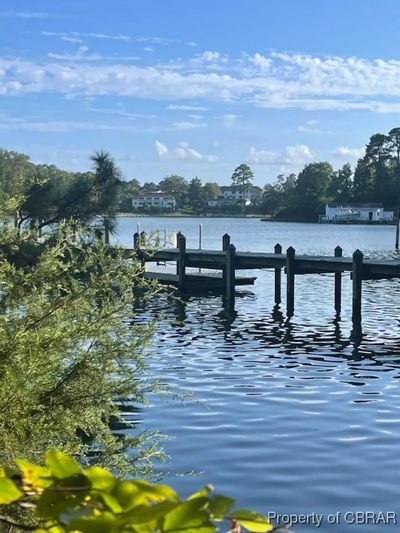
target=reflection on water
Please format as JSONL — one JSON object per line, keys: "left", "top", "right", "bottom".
{"left": 115, "top": 219, "right": 400, "bottom": 532}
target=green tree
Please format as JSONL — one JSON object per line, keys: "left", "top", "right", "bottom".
{"left": 261, "top": 174, "right": 296, "bottom": 218}
{"left": 231, "top": 164, "right": 254, "bottom": 199}
{"left": 291, "top": 162, "right": 333, "bottom": 221}
{"left": 203, "top": 182, "right": 221, "bottom": 203}
{"left": 119, "top": 178, "right": 141, "bottom": 211}
{"left": 17, "top": 151, "right": 121, "bottom": 231}
{"left": 0, "top": 148, "right": 35, "bottom": 216}
{"left": 388, "top": 128, "right": 400, "bottom": 204}
{"left": 353, "top": 157, "right": 374, "bottom": 202}
{"left": 159, "top": 175, "right": 189, "bottom": 209}
{"left": 142, "top": 181, "right": 159, "bottom": 192}
{"left": 188, "top": 177, "right": 206, "bottom": 211}
{"left": 328, "top": 163, "right": 353, "bottom": 204}
{"left": 364, "top": 133, "right": 391, "bottom": 204}
{"left": 0, "top": 223, "right": 163, "bottom": 475}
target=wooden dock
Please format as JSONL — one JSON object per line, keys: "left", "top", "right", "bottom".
{"left": 131, "top": 231, "right": 400, "bottom": 332}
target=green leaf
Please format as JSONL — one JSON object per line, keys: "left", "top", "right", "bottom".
{"left": 69, "top": 512, "right": 120, "bottom": 533}
{"left": 125, "top": 500, "right": 180, "bottom": 524}
{"left": 187, "top": 485, "right": 213, "bottom": 500}
{"left": 35, "top": 475, "right": 90, "bottom": 519}
{"left": 112, "top": 480, "right": 145, "bottom": 511}
{"left": 16, "top": 458, "right": 51, "bottom": 488}
{"left": 208, "top": 494, "right": 235, "bottom": 520}
{"left": 163, "top": 499, "right": 216, "bottom": 533}
{"left": 45, "top": 450, "right": 81, "bottom": 479}
{"left": 0, "top": 465, "right": 18, "bottom": 479}
{"left": 229, "top": 509, "right": 273, "bottom": 532}
{"left": 131, "top": 480, "right": 179, "bottom": 502}
{"left": 99, "top": 492, "right": 123, "bottom": 514}
{"left": 84, "top": 466, "right": 116, "bottom": 491}
{"left": 0, "top": 478, "right": 23, "bottom": 504}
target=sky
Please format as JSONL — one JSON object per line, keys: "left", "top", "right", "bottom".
{"left": 1, "top": 0, "right": 400, "bottom": 186}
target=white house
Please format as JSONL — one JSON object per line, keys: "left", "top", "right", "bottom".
{"left": 220, "top": 186, "right": 252, "bottom": 204}
{"left": 207, "top": 186, "right": 261, "bottom": 207}
{"left": 324, "top": 204, "right": 394, "bottom": 222}
{"left": 130, "top": 192, "right": 176, "bottom": 210}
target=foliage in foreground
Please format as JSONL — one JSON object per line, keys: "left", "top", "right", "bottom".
{"left": 0, "top": 222, "right": 163, "bottom": 475}
{"left": 0, "top": 450, "right": 283, "bottom": 533}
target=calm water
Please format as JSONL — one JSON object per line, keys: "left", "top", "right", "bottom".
{"left": 114, "top": 218, "right": 400, "bottom": 532}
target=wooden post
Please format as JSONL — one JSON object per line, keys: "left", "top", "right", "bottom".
{"left": 140, "top": 231, "right": 147, "bottom": 246}
{"left": 222, "top": 233, "right": 231, "bottom": 283}
{"left": 352, "top": 249, "right": 363, "bottom": 327}
{"left": 286, "top": 246, "right": 295, "bottom": 317}
{"left": 226, "top": 243, "right": 236, "bottom": 311}
{"left": 222, "top": 233, "right": 231, "bottom": 251}
{"left": 177, "top": 232, "right": 186, "bottom": 291}
{"left": 133, "top": 232, "right": 139, "bottom": 249}
{"left": 396, "top": 207, "right": 400, "bottom": 250}
{"left": 274, "top": 243, "right": 282, "bottom": 304}
{"left": 334, "top": 245, "right": 342, "bottom": 315}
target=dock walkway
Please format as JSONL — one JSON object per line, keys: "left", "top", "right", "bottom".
{"left": 131, "top": 231, "right": 400, "bottom": 332}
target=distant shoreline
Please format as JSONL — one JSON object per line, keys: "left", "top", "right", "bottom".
{"left": 116, "top": 213, "right": 397, "bottom": 225}
{"left": 116, "top": 212, "right": 266, "bottom": 219}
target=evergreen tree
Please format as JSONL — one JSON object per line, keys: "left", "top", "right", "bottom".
{"left": 231, "top": 163, "right": 254, "bottom": 193}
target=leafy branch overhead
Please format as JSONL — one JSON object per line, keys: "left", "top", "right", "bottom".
{"left": 0, "top": 450, "right": 286, "bottom": 533}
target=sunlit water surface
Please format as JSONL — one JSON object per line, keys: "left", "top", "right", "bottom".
{"left": 113, "top": 218, "right": 400, "bottom": 532}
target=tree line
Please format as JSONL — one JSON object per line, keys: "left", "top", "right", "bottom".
{"left": 262, "top": 128, "right": 400, "bottom": 221}
{"left": 1, "top": 127, "right": 400, "bottom": 222}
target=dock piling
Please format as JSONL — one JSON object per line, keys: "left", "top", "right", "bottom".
{"left": 133, "top": 232, "right": 139, "bottom": 249}
{"left": 352, "top": 249, "right": 363, "bottom": 327}
{"left": 286, "top": 246, "right": 296, "bottom": 317}
{"left": 177, "top": 232, "right": 186, "bottom": 291}
{"left": 222, "top": 233, "right": 231, "bottom": 283}
{"left": 274, "top": 243, "right": 282, "bottom": 304}
{"left": 225, "top": 243, "right": 236, "bottom": 311}
{"left": 222, "top": 233, "right": 231, "bottom": 251}
{"left": 334, "top": 246, "right": 343, "bottom": 314}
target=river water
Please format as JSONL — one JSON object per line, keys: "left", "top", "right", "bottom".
{"left": 113, "top": 217, "right": 400, "bottom": 532}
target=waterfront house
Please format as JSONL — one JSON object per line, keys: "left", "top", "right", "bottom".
{"left": 207, "top": 186, "right": 262, "bottom": 207}
{"left": 130, "top": 191, "right": 176, "bottom": 210}
{"left": 324, "top": 203, "right": 394, "bottom": 222}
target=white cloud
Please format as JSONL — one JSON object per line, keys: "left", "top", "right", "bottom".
{"left": 42, "top": 31, "right": 130, "bottom": 42}
{"left": 249, "top": 144, "right": 313, "bottom": 166}
{"left": 47, "top": 46, "right": 139, "bottom": 62}
{"left": 155, "top": 141, "right": 169, "bottom": 157}
{"left": 171, "top": 121, "right": 207, "bottom": 130}
{"left": 248, "top": 53, "right": 271, "bottom": 71}
{"left": 0, "top": 111, "right": 144, "bottom": 133}
{"left": 333, "top": 146, "right": 365, "bottom": 160}
{"left": 167, "top": 104, "right": 208, "bottom": 111}
{"left": 0, "top": 10, "right": 50, "bottom": 18}
{"left": 222, "top": 113, "right": 239, "bottom": 126}
{"left": 3, "top": 51, "right": 400, "bottom": 113}
{"left": 155, "top": 141, "right": 217, "bottom": 162}
{"left": 298, "top": 120, "right": 330, "bottom": 134}
{"left": 135, "top": 36, "right": 195, "bottom": 47}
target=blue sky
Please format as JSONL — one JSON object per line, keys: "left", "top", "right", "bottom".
{"left": 1, "top": 0, "right": 400, "bottom": 186}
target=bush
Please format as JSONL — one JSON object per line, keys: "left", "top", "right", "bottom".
{"left": 0, "top": 450, "right": 280, "bottom": 533}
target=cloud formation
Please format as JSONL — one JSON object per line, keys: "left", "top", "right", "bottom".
{"left": 249, "top": 144, "right": 313, "bottom": 166}
{"left": 155, "top": 141, "right": 217, "bottom": 162}
{"left": 332, "top": 146, "right": 365, "bottom": 160}
{"left": 2, "top": 51, "right": 400, "bottom": 113}
{"left": 0, "top": 10, "right": 50, "bottom": 19}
